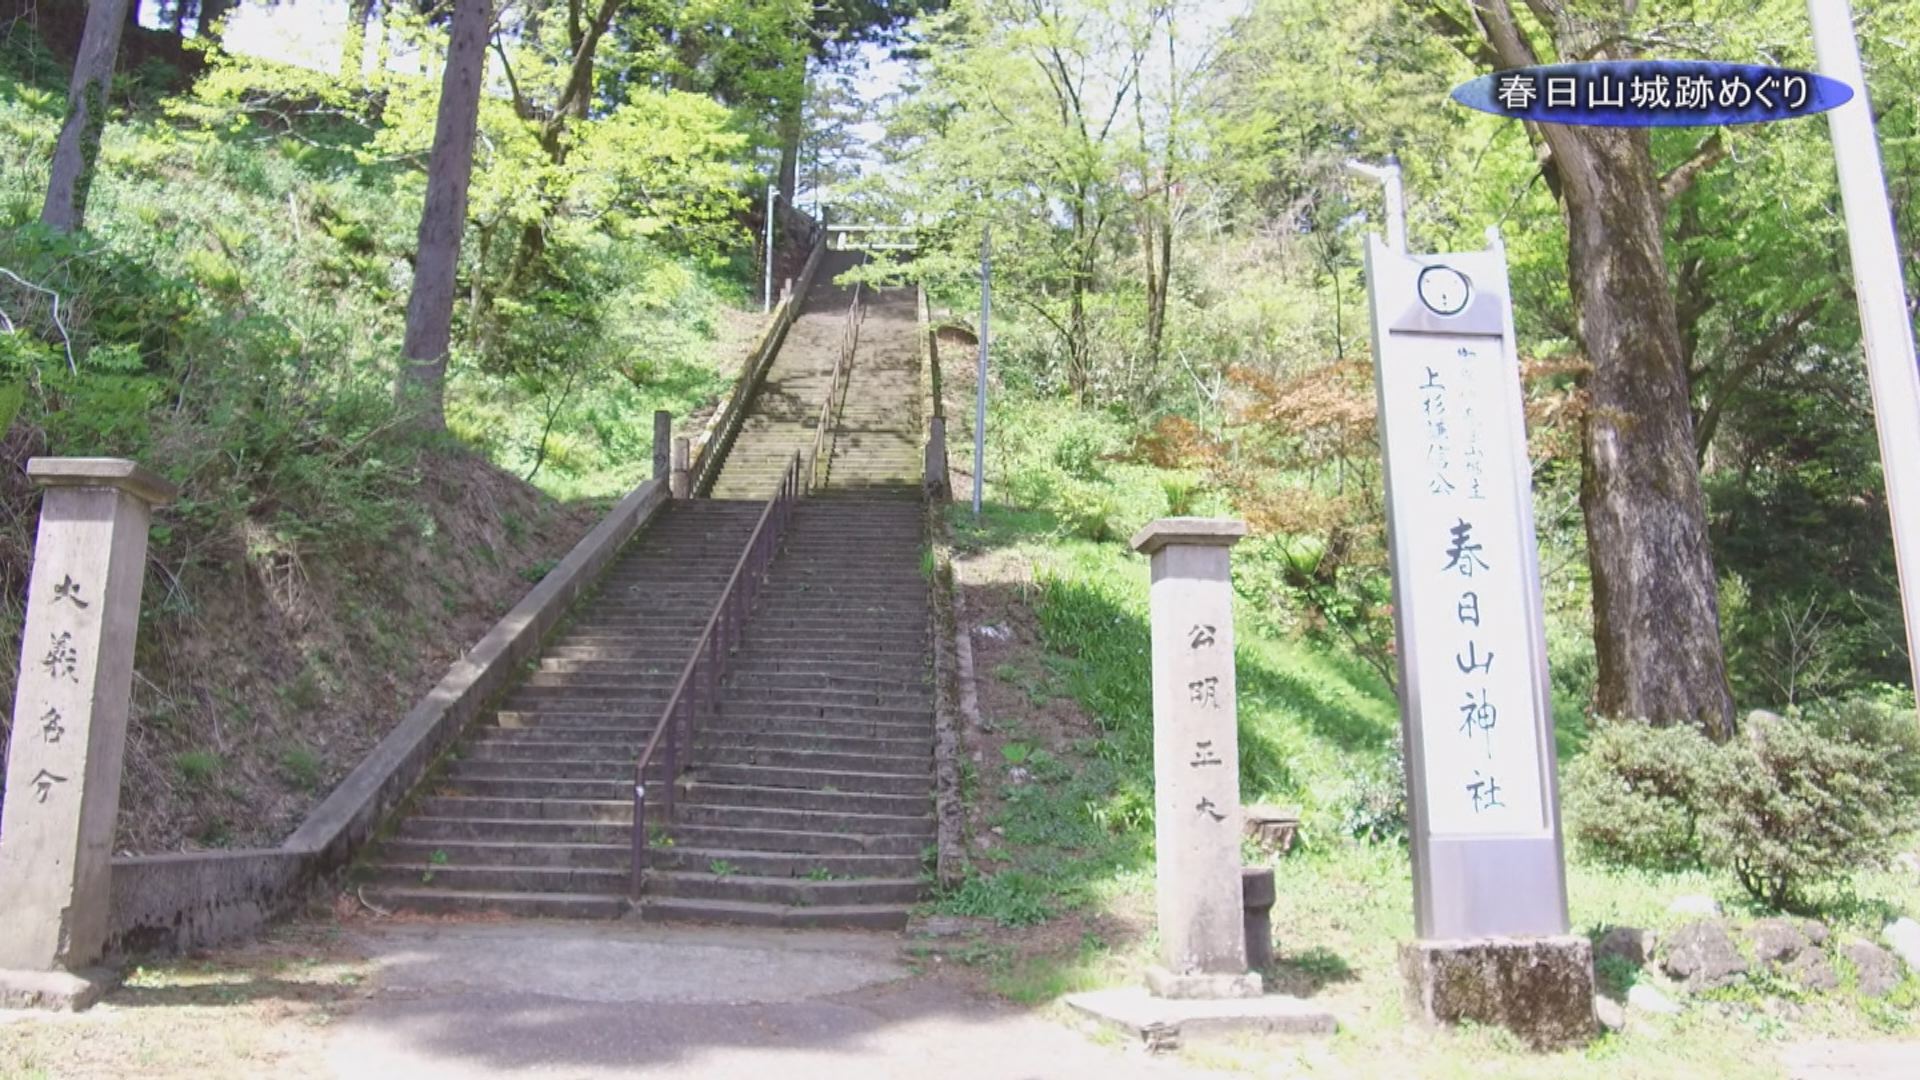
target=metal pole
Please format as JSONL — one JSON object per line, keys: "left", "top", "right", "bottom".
{"left": 1344, "top": 158, "right": 1406, "bottom": 254}
{"left": 1810, "top": 0, "right": 1920, "bottom": 706}
{"left": 763, "top": 183, "right": 777, "bottom": 315}
{"left": 973, "top": 226, "right": 991, "bottom": 517}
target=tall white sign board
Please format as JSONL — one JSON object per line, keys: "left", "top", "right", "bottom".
{"left": 1364, "top": 231, "right": 1570, "bottom": 940}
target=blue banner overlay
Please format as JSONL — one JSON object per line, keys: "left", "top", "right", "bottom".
{"left": 1452, "top": 60, "right": 1852, "bottom": 127}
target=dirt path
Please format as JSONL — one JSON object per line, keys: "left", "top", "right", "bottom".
{"left": 2, "top": 919, "right": 1206, "bottom": 1079}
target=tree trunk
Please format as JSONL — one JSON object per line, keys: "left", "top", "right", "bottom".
{"left": 196, "top": 0, "right": 232, "bottom": 41}
{"left": 396, "top": 0, "right": 492, "bottom": 431}
{"left": 341, "top": 0, "right": 375, "bottom": 81}
{"left": 1564, "top": 127, "right": 1736, "bottom": 738}
{"left": 42, "top": 0, "right": 133, "bottom": 234}
{"left": 776, "top": 81, "right": 804, "bottom": 217}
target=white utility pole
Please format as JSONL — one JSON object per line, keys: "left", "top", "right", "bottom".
{"left": 1345, "top": 157, "right": 1406, "bottom": 254}
{"left": 763, "top": 183, "right": 778, "bottom": 314}
{"left": 1810, "top": 0, "right": 1920, "bottom": 705}
{"left": 973, "top": 226, "right": 991, "bottom": 517}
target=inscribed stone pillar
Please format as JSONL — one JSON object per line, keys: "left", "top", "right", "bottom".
{"left": 0, "top": 458, "right": 176, "bottom": 1008}
{"left": 653, "top": 411, "right": 672, "bottom": 482}
{"left": 1130, "top": 518, "right": 1259, "bottom": 999}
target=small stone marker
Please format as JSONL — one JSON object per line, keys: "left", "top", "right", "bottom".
{"left": 0, "top": 458, "right": 176, "bottom": 1009}
{"left": 1066, "top": 518, "right": 1336, "bottom": 1045}
{"left": 1132, "top": 518, "right": 1256, "bottom": 999}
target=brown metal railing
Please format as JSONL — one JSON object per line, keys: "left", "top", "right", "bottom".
{"left": 630, "top": 451, "right": 802, "bottom": 898}
{"left": 808, "top": 281, "right": 865, "bottom": 491}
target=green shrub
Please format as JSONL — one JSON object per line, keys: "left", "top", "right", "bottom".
{"left": 1160, "top": 474, "right": 1200, "bottom": 516}
{"left": 1566, "top": 704, "right": 1920, "bottom": 910}
{"left": 1565, "top": 718, "right": 1723, "bottom": 871}
{"left": 1055, "top": 479, "right": 1118, "bottom": 542}
{"left": 1339, "top": 737, "right": 1408, "bottom": 843}
{"left": 1703, "top": 703, "right": 1920, "bottom": 911}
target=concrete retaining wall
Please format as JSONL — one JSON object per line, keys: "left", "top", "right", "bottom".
{"left": 104, "top": 478, "right": 672, "bottom": 958}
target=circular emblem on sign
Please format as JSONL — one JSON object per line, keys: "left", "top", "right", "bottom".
{"left": 1416, "top": 265, "right": 1472, "bottom": 317}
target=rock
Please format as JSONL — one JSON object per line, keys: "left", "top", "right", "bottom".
{"left": 1883, "top": 917, "right": 1920, "bottom": 975}
{"left": 1668, "top": 894, "right": 1722, "bottom": 918}
{"left": 1748, "top": 917, "right": 1825, "bottom": 967}
{"left": 1627, "top": 983, "right": 1682, "bottom": 1015}
{"left": 1660, "top": 919, "right": 1748, "bottom": 990}
{"left": 1594, "top": 994, "right": 1627, "bottom": 1032}
{"left": 1595, "top": 926, "right": 1657, "bottom": 969}
{"left": 1007, "top": 766, "right": 1031, "bottom": 784}
{"left": 1784, "top": 949, "right": 1840, "bottom": 993}
{"left": 1746, "top": 708, "right": 1785, "bottom": 727}
{"left": 1400, "top": 937, "right": 1599, "bottom": 1051}
{"left": 975, "top": 623, "right": 1012, "bottom": 641}
{"left": 1842, "top": 939, "right": 1902, "bottom": 998}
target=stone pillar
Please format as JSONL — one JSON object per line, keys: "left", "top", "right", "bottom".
{"left": 652, "top": 411, "right": 672, "bottom": 483}
{"left": 924, "top": 416, "right": 950, "bottom": 499}
{"left": 1130, "top": 518, "right": 1259, "bottom": 1000}
{"left": 0, "top": 458, "right": 177, "bottom": 1009}
{"left": 670, "top": 437, "right": 691, "bottom": 499}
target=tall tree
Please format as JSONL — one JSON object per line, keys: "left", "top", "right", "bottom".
{"left": 1416, "top": 0, "right": 1736, "bottom": 737}
{"left": 397, "top": 0, "right": 494, "bottom": 430}
{"left": 42, "top": 0, "right": 133, "bottom": 233}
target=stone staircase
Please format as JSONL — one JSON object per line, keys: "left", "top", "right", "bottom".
{"left": 358, "top": 499, "right": 761, "bottom": 917}
{"left": 707, "top": 249, "right": 866, "bottom": 499}
{"left": 358, "top": 260, "right": 936, "bottom": 929}
{"left": 643, "top": 496, "right": 933, "bottom": 928}
{"left": 824, "top": 287, "right": 925, "bottom": 496}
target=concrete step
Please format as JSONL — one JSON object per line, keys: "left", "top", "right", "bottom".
{"left": 661, "top": 822, "right": 928, "bottom": 856}
{"left": 638, "top": 896, "right": 911, "bottom": 930}
{"left": 645, "top": 870, "right": 923, "bottom": 907}
{"left": 471, "top": 728, "right": 931, "bottom": 758}
{"left": 674, "top": 801, "right": 933, "bottom": 836}
{"left": 365, "top": 861, "right": 628, "bottom": 896}
{"left": 647, "top": 845, "right": 921, "bottom": 879}
{"left": 679, "top": 779, "right": 929, "bottom": 815}
{"left": 361, "top": 884, "right": 626, "bottom": 919}
{"left": 420, "top": 795, "right": 632, "bottom": 823}
{"left": 383, "top": 837, "right": 628, "bottom": 869}
{"left": 398, "top": 815, "right": 632, "bottom": 845}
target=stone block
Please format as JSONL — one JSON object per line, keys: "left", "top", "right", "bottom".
{"left": 1066, "top": 987, "right": 1335, "bottom": 1050}
{"left": 0, "top": 967, "right": 116, "bottom": 1011}
{"left": 1145, "top": 966, "right": 1262, "bottom": 1000}
{"left": 1400, "top": 936, "right": 1599, "bottom": 1051}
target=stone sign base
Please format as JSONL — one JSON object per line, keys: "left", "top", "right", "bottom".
{"left": 0, "top": 967, "right": 116, "bottom": 1011}
{"left": 1145, "top": 965, "right": 1262, "bottom": 1000}
{"left": 1400, "top": 936, "right": 1598, "bottom": 1050}
{"left": 1066, "top": 987, "right": 1337, "bottom": 1050}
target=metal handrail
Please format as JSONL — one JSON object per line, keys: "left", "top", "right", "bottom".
{"left": 807, "top": 280, "right": 865, "bottom": 491}
{"left": 630, "top": 451, "right": 802, "bottom": 898}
